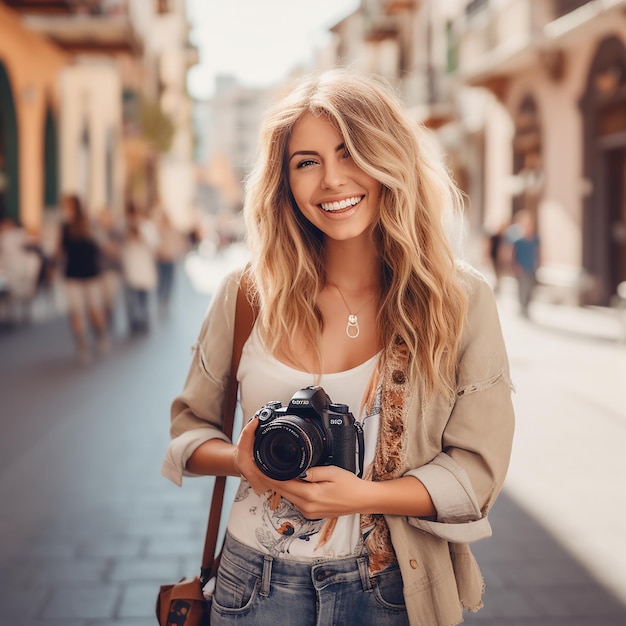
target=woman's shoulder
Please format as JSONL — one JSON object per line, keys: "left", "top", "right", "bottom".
{"left": 453, "top": 261, "right": 506, "bottom": 350}
{"left": 454, "top": 261, "right": 500, "bottom": 324}
{"left": 213, "top": 265, "right": 249, "bottom": 299}
{"left": 455, "top": 260, "right": 492, "bottom": 296}
{"left": 201, "top": 265, "right": 250, "bottom": 323}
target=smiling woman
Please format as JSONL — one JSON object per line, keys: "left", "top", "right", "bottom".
{"left": 163, "top": 69, "right": 515, "bottom": 626}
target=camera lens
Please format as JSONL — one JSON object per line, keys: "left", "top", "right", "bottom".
{"left": 253, "top": 416, "right": 325, "bottom": 481}
{"left": 268, "top": 435, "right": 300, "bottom": 466}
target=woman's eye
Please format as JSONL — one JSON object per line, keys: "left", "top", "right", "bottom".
{"left": 297, "top": 159, "right": 317, "bottom": 169}
{"left": 341, "top": 149, "right": 351, "bottom": 160}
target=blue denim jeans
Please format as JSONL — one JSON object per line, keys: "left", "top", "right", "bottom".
{"left": 210, "top": 532, "right": 409, "bottom": 625}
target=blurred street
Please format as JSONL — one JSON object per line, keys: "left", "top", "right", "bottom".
{"left": 1, "top": 249, "right": 625, "bottom": 626}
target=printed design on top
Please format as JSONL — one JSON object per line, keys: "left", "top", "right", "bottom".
{"left": 232, "top": 374, "right": 402, "bottom": 574}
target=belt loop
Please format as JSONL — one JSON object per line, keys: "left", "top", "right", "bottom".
{"left": 357, "top": 556, "right": 372, "bottom": 592}
{"left": 260, "top": 555, "right": 273, "bottom": 597}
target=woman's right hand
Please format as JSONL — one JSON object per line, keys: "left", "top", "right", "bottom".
{"left": 185, "top": 415, "right": 268, "bottom": 484}
{"left": 232, "top": 415, "right": 276, "bottom": 495}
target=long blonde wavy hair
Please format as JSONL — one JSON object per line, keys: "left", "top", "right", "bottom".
{"left": 243, "top": 69, "right": 468, "bottom": 399}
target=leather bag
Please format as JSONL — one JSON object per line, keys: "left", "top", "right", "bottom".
{"left": 156, "top": 277, "right": 255, "bottom": 625}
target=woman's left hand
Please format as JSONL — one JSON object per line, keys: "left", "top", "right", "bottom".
{"left": 274, "top": 466, "right": 371, "bottom": 519}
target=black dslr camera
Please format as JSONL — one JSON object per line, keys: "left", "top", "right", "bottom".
{"left": 253, "top": 386, "right": 364, "bottom": 481}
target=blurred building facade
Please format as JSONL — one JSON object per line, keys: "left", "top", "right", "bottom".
{"left": 201, "top": 77, "right": 271, "bottom": 214}
{"left": 324, "top": 0, "right": 626, "bottom": 306}
{"left": 0, "top": 2, "right": 67, "bottom": 233}
{"left": 191, "top": 76, "right": 271, "bottom": 248}
{"left": 0, "top": 0, "right": 197, "bottom": 234}
{"left": 455, "top": 0, "right": 626, "bottom": 306}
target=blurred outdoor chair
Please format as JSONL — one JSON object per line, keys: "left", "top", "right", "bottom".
{"left": 0, "top": 249, "right": 42, "bottom": 328}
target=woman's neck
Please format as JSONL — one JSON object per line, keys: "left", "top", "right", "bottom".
{"left": 324, "top": 238, "right": 381, "bottom": 293}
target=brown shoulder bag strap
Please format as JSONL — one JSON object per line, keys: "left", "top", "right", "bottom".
{"left": 199, "top": 274, "right": 255, "bottom": 585}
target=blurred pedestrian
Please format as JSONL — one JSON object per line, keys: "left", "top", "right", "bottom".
{"left": 121, "top": 202, "right": 158, "bottom": 334}
{"left": 93, "top": 206, "right": 124, "bottom": 331}
{"left": 505, "top": 209, "right": 540, "bottom": 318}
{"left": 485, "top": 221, "right": 509, "bottom": 294}
{"left": 162, "top": 69, "right": 515, "bottom": 626}
{"left": 154, "top": 209, "right": 187, "bottom": 317}
{"left": 58, "top": 194, "right": 109, "bottom": 363}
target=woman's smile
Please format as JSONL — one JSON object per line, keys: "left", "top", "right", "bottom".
{"left": 319, "top": 195, "right": 364, "bottom": 213}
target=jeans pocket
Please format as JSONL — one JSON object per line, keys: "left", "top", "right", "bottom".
{"left": 372, "top": 566, "right": 406, "bottom": 610}
{"left": 211, "top": 555, "right": 260, "bottom": 614}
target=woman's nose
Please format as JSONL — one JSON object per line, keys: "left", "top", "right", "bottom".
{"left": 321, "top": 162, "right": 347, "bottom": 190}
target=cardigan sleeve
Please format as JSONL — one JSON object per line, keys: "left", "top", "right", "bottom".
{"left": 161, "top": 269, "right": 242, "bottom": 486}
{"left": 405, "top": 271, "right": 515, "bottom": 542}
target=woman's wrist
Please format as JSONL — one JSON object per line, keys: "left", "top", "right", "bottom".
{"left": 365, "top": 476, "right": 436, "bottom": 518}
{"left": 186, "top": 439, "right": 239, "bottom": 477}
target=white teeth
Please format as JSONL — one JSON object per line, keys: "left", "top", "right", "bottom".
{"left": 320, "top": 196, "right": 362, "bottom": 212}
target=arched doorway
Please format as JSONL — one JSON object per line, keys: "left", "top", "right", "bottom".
{"left": 43, "top": 105, "right": 59, "bottom": 209}
{"left": 580, "top": 36, "right": 626, "bottom": 305}
{"left": 0, "top": 61, "right": 19, "bottom": 222}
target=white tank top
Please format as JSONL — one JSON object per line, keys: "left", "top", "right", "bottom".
{"left": 228, "top": 323, "right": 381, "bottom": 561}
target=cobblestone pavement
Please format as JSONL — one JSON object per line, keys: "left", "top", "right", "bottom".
{"left": 0, "top": 258, "right": 625, "bottom": 625}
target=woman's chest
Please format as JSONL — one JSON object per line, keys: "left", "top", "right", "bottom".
{"left": 238, "top": 325, "right": 380, "bottom": 424}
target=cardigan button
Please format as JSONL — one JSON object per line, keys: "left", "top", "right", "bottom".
{"left": 392, "top": 370, "right": 405, "bottom": 384}
{"left": 409, "top": 559, "right": 419, "bottom": 569}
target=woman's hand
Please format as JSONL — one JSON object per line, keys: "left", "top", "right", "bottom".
{"left": 232, "top": 416, "right": 278, "bottom": 496}
{"left": 276, "top": 465, "right": 372, "bottom": 519}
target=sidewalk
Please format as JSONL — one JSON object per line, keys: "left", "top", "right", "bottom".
{"left": 0, "top": 260, "right": 625, "bottom": 625}
{"left": 464, "top": 276, "right": 626, "bottom": 625}
{"left": 489, "top": 274, "right": 626, "bottom": 344}
{"left": 0, "top": 264, "right": 216, "bottom": 626}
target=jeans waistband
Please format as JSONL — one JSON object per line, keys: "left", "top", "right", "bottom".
{"left": 220, "top": 532, "right": 393, "bottom": 595}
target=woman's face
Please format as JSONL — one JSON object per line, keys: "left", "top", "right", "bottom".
{"left": 287, "top": 112, "right": 381, "bottom": 243}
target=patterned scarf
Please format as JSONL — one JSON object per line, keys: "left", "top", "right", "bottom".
{"left": 361, "top": 337, "right": 411, "bottom": 573}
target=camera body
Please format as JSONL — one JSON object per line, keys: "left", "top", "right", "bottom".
{"left": 253, "top": 386, "right": 364, "bottom": 481}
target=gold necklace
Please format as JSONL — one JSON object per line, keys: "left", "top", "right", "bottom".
{"left": 332, "top": 285, "right": 375, "bottom": 339}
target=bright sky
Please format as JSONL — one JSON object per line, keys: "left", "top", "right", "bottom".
{"left": 185, "top": 0, "right": 359, "bottom": 100}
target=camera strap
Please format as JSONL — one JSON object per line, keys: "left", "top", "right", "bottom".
{"left": 200, "top": 271, "right": 256, "bottom": 585}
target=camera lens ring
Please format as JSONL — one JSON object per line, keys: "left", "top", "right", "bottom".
{"left": 253, "top": 415, "right": 325, "bottom": 481}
